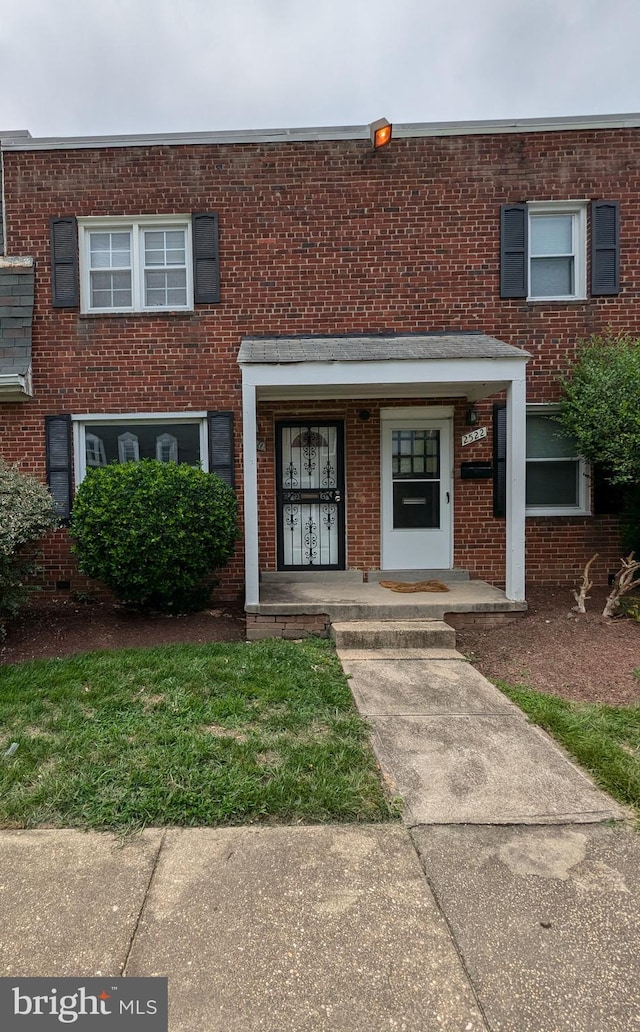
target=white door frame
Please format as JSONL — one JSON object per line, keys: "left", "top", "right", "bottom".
{"left": 380, "top": 406, "right": 454, "bottom": 570}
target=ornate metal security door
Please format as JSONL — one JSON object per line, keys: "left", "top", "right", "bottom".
{"left": 276, "top": 421, "right": 345, "bottom": 570}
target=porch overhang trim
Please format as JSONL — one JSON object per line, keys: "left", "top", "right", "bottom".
{"left": 238, "top": 335, "right": 530, "bottom": 399}
{"left": 0, "top": 368, "right": 32, "bottom": 401}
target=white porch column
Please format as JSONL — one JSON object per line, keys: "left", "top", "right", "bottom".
{"left": 505, "top": 375, "right": 527, "bottom": 601}
{"left": 241, "top": 378, "right": 260, "bottom": 606}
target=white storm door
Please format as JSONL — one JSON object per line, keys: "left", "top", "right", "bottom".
{"left": 381, "top": 417, "right": 452, "bottom": 569}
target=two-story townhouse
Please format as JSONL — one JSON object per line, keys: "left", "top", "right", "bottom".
{"left": 0, "top": 113, "right": 636, "bottom": 628}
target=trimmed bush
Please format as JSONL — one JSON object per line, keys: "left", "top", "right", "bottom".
{"left": 70, "top": 460, "right": 238, "bottom": 611}
{"left": 0, "top": 459, "right": 58, "bottom": 636}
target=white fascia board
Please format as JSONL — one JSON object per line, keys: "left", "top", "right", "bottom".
{"left": 71, "top": 411, "right": 207, "bottom": 422}
{"left": 241, "top": 357, "right": 528, "bottom": 391}
{"left": 0, "top": 370, "right": 32, "bottom": 399}
{"left": 5, "top": 113, "right": 640, "bottom": 152}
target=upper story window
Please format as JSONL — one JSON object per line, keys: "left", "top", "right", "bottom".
{"left": 500, "top": 200, "right": 619, "bottom": 301}
{"left": 50, "top": 212, "right": 220, "bottom": 310}
{"left": 527, "top": 203, "right": 586, "bottom": 301}
{"left": 79, "top": 217, "right": 192, "bottom": 314}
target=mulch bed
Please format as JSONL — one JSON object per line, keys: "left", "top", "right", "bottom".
{"left": 1, "top": 585, "right": 639, "bottom": 707}
{"left": 457, "top": 585, "right": 640, "bottom": 707}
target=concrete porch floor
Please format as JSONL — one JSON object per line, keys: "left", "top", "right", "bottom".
{"left": 247, "top": 570, "right": 527, "bottom": 622}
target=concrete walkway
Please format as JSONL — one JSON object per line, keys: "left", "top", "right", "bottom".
{"left": 337, "top": 646, "right": 625, "bottom": 826}
{"left": 1, "top": 650, "right": 638, "bottom": 1030}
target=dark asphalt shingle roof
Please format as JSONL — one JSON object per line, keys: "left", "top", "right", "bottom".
{"left": 238, "top": 334, "right": 530, "bottom": 364}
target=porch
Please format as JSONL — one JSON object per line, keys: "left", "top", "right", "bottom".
{"left": 245, "top": 570, "right": 527, "bottom": 641}
{"left": 239, "top": 333, "right": 531, "bottom": 612}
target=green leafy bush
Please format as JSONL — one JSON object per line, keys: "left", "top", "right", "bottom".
{"left": 0, "top": 459, "right": 58, "bottom": 636}
{"left": 560, "top": 334, "right": 640, "bottom": 555}
{"left": 70, "top": 460, "right": 238, "bottom": 611}
{"left": 559, "top": 334, "right": 640, "bottom": 485}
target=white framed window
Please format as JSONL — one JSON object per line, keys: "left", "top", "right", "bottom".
{"left": 78, "top": 216, "right": 192, "bottom": 314}
{"left": 72, "top": 413, "right": 208, "bottom": 485}
{"left": 527, "top": 202, "right": 587, "bottom": 301}
{"left": 526, "top": 406, "right": 590, "bottom": 516}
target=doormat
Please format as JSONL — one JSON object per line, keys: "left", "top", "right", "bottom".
{"left": 379, "top": 580, "right": 450, "bottom": 593}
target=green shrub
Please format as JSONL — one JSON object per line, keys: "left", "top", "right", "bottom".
{"left": 0, "top": 459, "right": 58, "bottom": 636}
{"left": 70, "top": 460, "right": 238, "bottom": 611}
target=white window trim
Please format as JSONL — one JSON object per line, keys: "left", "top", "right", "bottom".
{"left": 525, "top": 404, "right": 591, "bottom": 517}
{"left": 78, "top": 215, "right": 193, "bottom": 315}
{"left": 526, "top": 201, "right": 587, "bottom": 302}
{"left": 72, "top": 412, "right": 208, "bottom": 486}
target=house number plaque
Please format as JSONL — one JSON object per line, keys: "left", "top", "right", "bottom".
{"left": 461, "top": 426, "right": 488, "bottom": 447}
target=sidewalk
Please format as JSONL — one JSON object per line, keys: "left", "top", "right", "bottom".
{"left": 0, "top": 651, "right": 638, "bottom": 1030}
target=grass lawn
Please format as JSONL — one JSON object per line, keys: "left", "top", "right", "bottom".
{"left": 0, "top": 638, "right": 398, "bottom": 831}
{"left": 498, "top": 682, "right": 640, "bottom": 814}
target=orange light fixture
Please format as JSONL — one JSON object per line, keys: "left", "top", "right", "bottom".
{"left": 369, "top": 117, "right": 392, "bottom": 149}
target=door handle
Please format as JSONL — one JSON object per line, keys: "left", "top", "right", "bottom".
{"left": 334, "top": 491, "right": 341, "bottom": 502}
{"left": 446, "top": 492, "right": 450, "bottom": 504}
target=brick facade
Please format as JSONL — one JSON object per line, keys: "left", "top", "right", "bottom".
{"left": 1, "top": 120, "right": 638, "bottom": 599}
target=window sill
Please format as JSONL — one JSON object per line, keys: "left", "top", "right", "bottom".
{"left": 525, "top": 297, "right": 587, "bottom": 304}
{"left": 79, "top": 309, "right": 196, "bottom": 319}
{"left": 526, "top": 508, "right": 591, "bottom": 517}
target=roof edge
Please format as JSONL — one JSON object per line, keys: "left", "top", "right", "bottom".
{"left": 3, "top": 112, "right": 640, "bottom": 152}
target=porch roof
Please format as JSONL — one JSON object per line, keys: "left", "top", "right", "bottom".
{"left": 238, "top": 333, "right": 530, "bottom": 365}
{"left": 238, "top": 333, "right": 530, "bottom": 402}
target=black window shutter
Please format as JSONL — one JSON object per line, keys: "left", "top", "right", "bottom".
{"left": 493, "top": 403, "right": 507, "bottom": 518}
{"left": 591, "top": 201, "right": 620, "bottom": 295}
{"left": 208, "top": 411, "right": 234, "bottom": 488}
{"left": 45, "top": 415, "right": 73, "bottom": 523}
{"left": 500, "top": 204, "right": 528, "bottom": 298}
{"left": 50, "top": 217, "right": 79, "bottom": 308}
{"left": 192, "top": 213, "right": 220, "bottom": 304}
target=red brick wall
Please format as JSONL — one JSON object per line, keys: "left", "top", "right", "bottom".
{"left": 2, "top": 126, "right": 638, "bottom": 596}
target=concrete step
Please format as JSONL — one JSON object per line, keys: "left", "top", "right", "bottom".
{"left": 330, "top": 620, "right": 456, "bottom": 650}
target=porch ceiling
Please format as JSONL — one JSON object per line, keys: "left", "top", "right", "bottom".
{"left": 238, "top": 334, "right": 530, "bottom": 402}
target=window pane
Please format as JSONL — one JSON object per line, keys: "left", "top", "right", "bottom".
{"left": 90, "top": 231, "right": 131, "bottom": 269}
{"left": 86, "top": 423, "right": 201, "bottom": 466}
{"left": 530, "top": 256, "right": 573, "bottom": 297}
{"left": 393, "top": 482, "right": 440, "bottom": 528}
{"left": 526, "top": 460, "right": 579, "bottom": 507}
{"left": 530, "top": 215, "right": 572, "bottom": 255}
{"left": 144, "top": 268, "right": 187, "bottom": 307}
{"left": 90, "top": 269, "right": 132, "bottom": 308}
{"left": 527, "top": 414, "right": 577, "bottom": 458}
{"left": 392, "top": 429, "right": 439, "bottom": 479}
{"left": 144, "top": 229, "right": 186, "bottom": 268}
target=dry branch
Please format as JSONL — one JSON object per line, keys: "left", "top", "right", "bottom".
{"left": 602, "top": 552, "right": 640, "bottom": 618}
{"left": 572, "top": 553, "right": 598, "bottom": 613}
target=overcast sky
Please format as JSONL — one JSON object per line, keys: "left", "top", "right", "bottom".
{"left": 2, "top": 0, "right": 639, "bottom": 138}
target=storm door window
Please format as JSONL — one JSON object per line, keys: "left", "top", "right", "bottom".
{"left": 391, "top": 429, "right": 440, "bottom": 528}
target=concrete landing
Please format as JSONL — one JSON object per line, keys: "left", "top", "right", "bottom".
{"left": 338, "top": 651, "right": 626, "bottom": 827}
{"left": 249, "top": 576, "right": 526, "bottom": 621}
